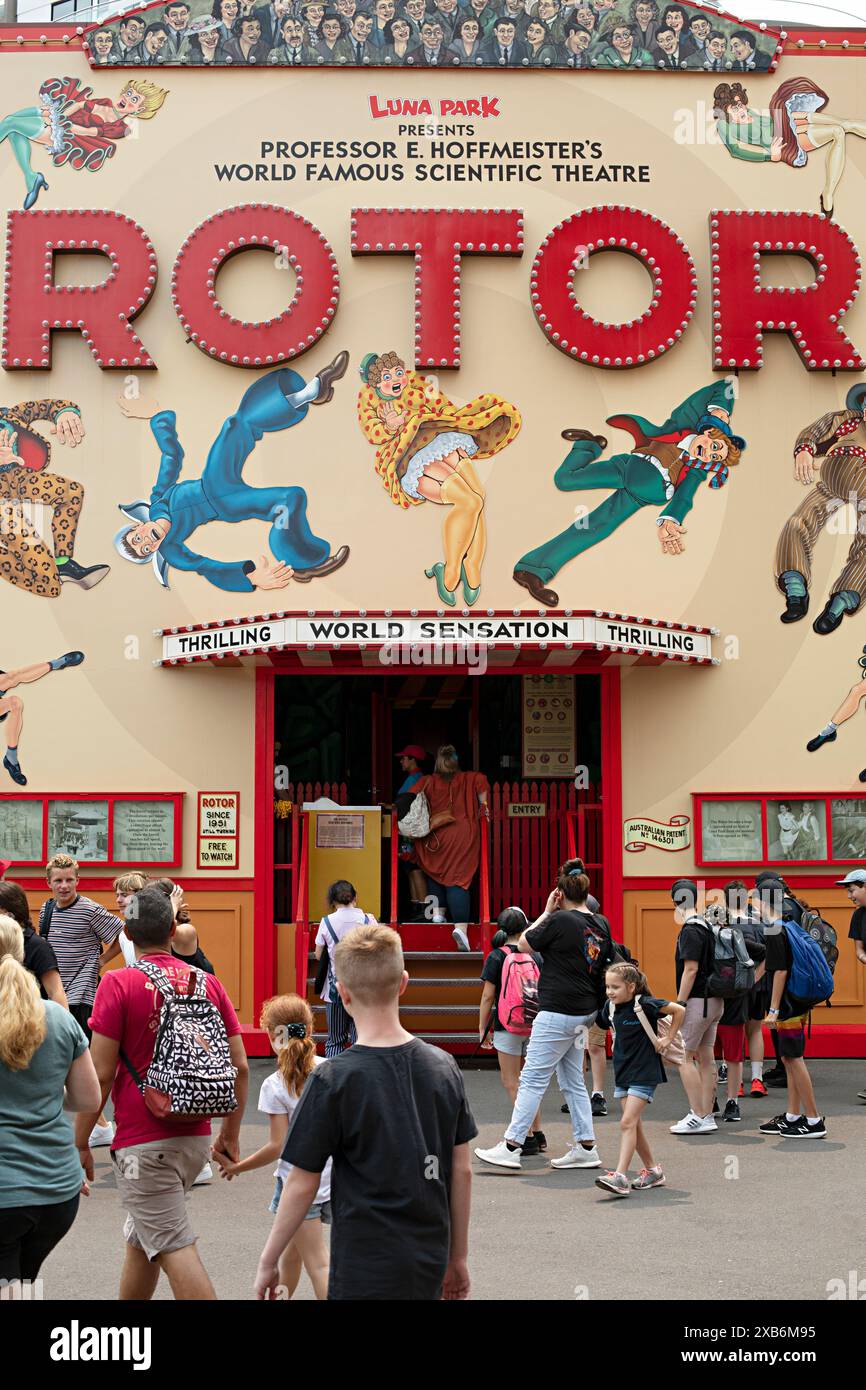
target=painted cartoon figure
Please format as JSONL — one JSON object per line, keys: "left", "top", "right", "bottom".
{"left": 357, "top": 352, "right": 521, "bottom": 606}
{"left": 0, "top": 652, "right": 85, "bottom": 786}
{"left": 0, "top": 76, "right": 167, "bottom": 209}
{"left": 114, "top": 355, "right": 350, "bottom": 593}
{"left": 713, "top": 78, "right": 866, "bottom": 217}
{"left": 513, "top": 382, "right": 745, "bottom": 608}
{"left": 0, "top": 399, "right": 109, "bottom": 598}
{"left": 776, "top": 383, "right": 866, "bottom": 635}
{"left": 807, "top": 645, "right": 866, "bottom": 784}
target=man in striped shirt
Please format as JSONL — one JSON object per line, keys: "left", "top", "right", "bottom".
{"left": 39, "top": 853, "right": 121, "bottom": 1146}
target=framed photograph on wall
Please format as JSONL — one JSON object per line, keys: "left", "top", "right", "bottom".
{"left": 695, "top": 792, "right": 866, "bottom": 867}
{"left": 47, "top": 799, "right": 109, "bottom": 863}
{"left": 830, "top": 799, "right": 866, "bottom": 861}
{"left": 697, "top": 798, "right": 763, "bottom": 865}
{"left": 0, "top": 798, "right": 44, "bottom": 866}
{"left": 766, "top": 799, "right": 827, "bottom": 863}
{"left": 0, "top": 793, "right": 183, "bottom": 868}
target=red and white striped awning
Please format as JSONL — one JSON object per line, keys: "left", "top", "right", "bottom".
{"left": 154, "top": 609, "right": 718, "bottom": 669}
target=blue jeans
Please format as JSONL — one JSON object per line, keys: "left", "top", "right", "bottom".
{"left": 504, "top": 1010, "right": 597, "bottom": 1146}
{"left": 425, "top": 877, "right": 471, "bottom": 923}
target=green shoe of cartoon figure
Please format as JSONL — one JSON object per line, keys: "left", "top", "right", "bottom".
{"left": 460, "top": 563, "right": 480, "bottom": 607}
{"left": 424, "top": 562, "right": 456, "bottom": 607}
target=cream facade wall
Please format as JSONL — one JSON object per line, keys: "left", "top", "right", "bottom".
{"left": 1, "top": 49, "right": 865, "bottom": 888}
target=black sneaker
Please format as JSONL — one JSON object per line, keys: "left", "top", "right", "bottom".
{"left": 712, "top": 1096, "right": 720, "bottom": 1115}
{"left": 764, "top": 1068, "right": 787, "bottom": 1089}
{"left": 723, "top": 1099, "right": 741, "bottom": 1123}
{"left": 759, "top": 1113, "right": 788, "bottom": 1134}
{"left": 718, "top": 1063, "right": 728, "bottom": 1084}
{"left": 520, "top": 1135, "right": 540, "bottom": 1156}
{"left": 561, "top": 1101, "right": 569, "bottom": 1114}
{"left": 591, "top": 1092, "right": 607, "bottom": 1117}
{"left": 57, "top": 558, "right": 110, "bottom": 589}
{"left": 532, "top": 1130, "right": 547, "bottom": 1154}
{"left": 779, "top": 1116, "right": 826, "bottom": 1139}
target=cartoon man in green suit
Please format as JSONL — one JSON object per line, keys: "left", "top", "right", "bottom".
{"left": 513, "top": 381, "right": 746, "bottom": 607}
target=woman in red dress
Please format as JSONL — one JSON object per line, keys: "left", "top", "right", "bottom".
{"left": 0, "top": 77, "right": 168, "bottom": 209}
{"left": 411, "top": 745, "right": 489, "bottom": 951}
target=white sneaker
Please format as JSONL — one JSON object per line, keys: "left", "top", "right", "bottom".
{"left": 550, "top": 1144, "right": 601, "bottom": 1169}
{"left": 474, "top": 1140, "right": 522, "bottom": 1169}
{"left": 193, "top": 1163, "right": 213, "bottom": 1186}
{"left": 670, "top": 1111, "right": 716, "bottom": 1134}
{"left": 452, "top": 925, "right": 470, "bottom": 952}
{"left": 88, "top": 1121, "right": 115, "bottom": 1148}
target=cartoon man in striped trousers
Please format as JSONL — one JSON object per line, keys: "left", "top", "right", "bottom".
{"left": 776, "top": 384, "right": 866, "bottom": 635}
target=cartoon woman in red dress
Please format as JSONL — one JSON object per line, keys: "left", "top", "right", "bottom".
{"left": 0, "top": 76, "right": 168, "bottom": 209}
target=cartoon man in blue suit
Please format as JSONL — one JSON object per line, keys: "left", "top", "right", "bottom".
{"left": 114, "top": 353, "right": 350, "bottom": 593}
{"left": 513, "top": 381, "right": 746, "bottom": 607}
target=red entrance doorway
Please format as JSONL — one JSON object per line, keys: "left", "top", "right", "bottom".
{"left": 256, "top": 657, "right": 623, "bottom": 1047}
{"left": 271, "top": 668, "right": 604, "bottom": 923}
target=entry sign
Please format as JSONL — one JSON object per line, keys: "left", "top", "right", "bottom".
{"left": 508, "top": 803, "right": 547, "bottom": 819}
{"left": 198, "top": 792, "right": 239, "bottom": 870}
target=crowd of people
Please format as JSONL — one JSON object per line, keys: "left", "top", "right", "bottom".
{"left": 86, "top": 0, "right": 777, "bottom": 71}
{"left": 0, "top": 847, "right": 861, "bottom": 1299}
{"left": 475, "top": 864, "right": 853, "bottom": 1199}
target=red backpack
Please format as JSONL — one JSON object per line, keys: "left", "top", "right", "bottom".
{"left": 497, "top": 945, "right": 540, "bottom": 1035}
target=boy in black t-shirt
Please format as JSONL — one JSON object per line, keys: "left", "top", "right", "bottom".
{"left": 254, "top": 924, "right": 477, "bottom": 1301}
{"left": 753, "top": 880, "right": 826, "bottom": 1139}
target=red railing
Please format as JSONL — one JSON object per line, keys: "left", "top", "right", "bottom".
{"left": 479, "top": 810, "right": 493, "bottom": 957}
{"left": 293, "top": 812, "right": 311, "bottom": 1000}
{"left": 390, "top": 809, "right": 399, "bottom": 925}
{"left": 490, "top": 780, "right": 600, "bottom": 921}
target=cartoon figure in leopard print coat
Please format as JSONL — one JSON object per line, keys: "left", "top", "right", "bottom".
{"left": 0, "top": 398, "right": 109, "bottom": 598}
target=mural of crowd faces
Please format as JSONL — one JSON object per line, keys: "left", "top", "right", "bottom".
{"left": 165, "top": 3, "right": 191, "bottom": 37}
{"left": 565, "top": 22, "right": 592, "bottom": 56}
{"left": 91, "top": 27, "right": 116, "bottom": 63}
{"left": 321, "top": 14, "right": 345, "bottom": 44}
{"left": 420, "top": 18, "right": 445, "bottom": 50}
{"left": 385, "top": 15, "right": 412, "bottom": 53}
{"left": 118, "top": 16, "right": 146, "bottom": 52}
{"left": 525, "top": 18, "right": 549, "bottom": 52}
{"left": 86, "top": 0, "right": 778, "bottom": 68}
{"left": 454, "top": 16, "right": 481, "bottom": 53}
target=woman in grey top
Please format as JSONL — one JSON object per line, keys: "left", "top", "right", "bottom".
{"left": 0, "top": 915, "right": 100, "bottom": 1286}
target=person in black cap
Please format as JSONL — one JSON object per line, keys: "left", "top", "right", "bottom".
{"left": 394, "top": 745, "right": 428, "bottom": 917}
{"left": 669, "top": 879, "right": 723, "bottom": 1135}
{"left": 752, "top": 872, "right": 803, "bottom": 1086}
{"left": 752, "top": 878, "right": 826, "bottom": 1139}
{"left": 837, "top": 869, "right": 866, "bottom": 1101}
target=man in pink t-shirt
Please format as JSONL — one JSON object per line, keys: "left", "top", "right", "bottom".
{"left": 76, "top": 885, "right": 249, "bottom": 1300}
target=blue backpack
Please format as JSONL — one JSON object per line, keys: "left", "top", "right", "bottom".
{"left": 785, "top": 919, "right": 835, "bottom": 1010}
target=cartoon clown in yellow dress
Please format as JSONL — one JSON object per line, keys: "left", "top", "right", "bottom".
{"left": 357, "top": 351, "right": 521, "bottom": 606}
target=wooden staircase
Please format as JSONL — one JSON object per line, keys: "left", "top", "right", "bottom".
{"left": 305, "top": 928, "right": 487, "bottom": 1057}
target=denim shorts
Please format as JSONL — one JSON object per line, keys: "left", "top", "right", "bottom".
{"left": 493, "top": 1029, "right": 530, "bottom": 1057}
{"left": 269, "top": 1175, "right": 332, "bottom": 1222}
{"left": 614, "top": 1085, "right": 656, "bottom": 1103}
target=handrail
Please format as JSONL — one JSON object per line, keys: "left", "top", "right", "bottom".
{"left": 295, "top": 811, "right": 310, "bottom": 998}
{"left": 479, "top": 809, "right": 492, "bottom": 957}
{"left": 389, "top": 809, "right": 398, "bottom": 925}
{"left": 290, "top": 802, "right": 300, "bottom": 923}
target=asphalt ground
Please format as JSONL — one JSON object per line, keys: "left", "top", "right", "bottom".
{"left": 39, "top": 1058, "right": 866, "bottom": 1303}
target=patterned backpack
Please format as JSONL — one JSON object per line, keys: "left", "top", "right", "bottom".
{"left": 120, "top": 959, "right": 238, "bottom": 1121}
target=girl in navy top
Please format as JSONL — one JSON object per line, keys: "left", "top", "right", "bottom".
{"left": 595, "top": 962, "right": 685, "bottom": 1198}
